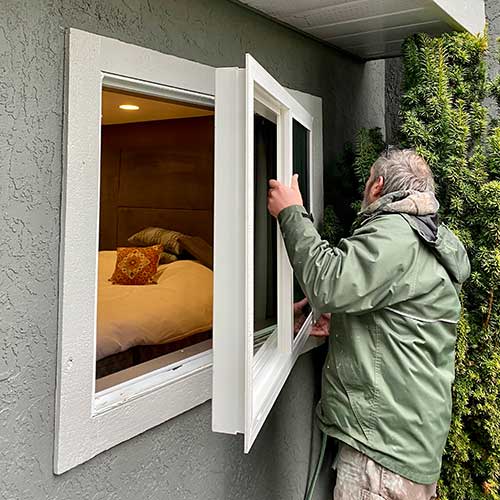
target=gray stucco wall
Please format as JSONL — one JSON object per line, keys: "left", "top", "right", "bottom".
{"left": 385, "top": 57, "right": 403, "bottom": 145}
{"left": 0, "top": 1, "right": 385, "bottom": 498}
{"left": 485, "top": 0, "right": 500, "bottom": 119}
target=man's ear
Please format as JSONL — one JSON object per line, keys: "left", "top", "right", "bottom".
{"left": 373, "top": 176, "right": 384, "bottom": 196}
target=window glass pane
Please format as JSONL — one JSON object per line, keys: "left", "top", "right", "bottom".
{"left": 253, "top": 110, "right": 278, "bottom": 350}
{"left": 96, "top": 86, "right": 215, "bottom": 391}
{"left": 292, "top": 119, "right": 311, "bottom": 337}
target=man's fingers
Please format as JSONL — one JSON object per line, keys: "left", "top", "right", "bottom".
{"left": 291, "top": 174, "right": 299, "bottom": 191}
{"left": 310, "top": 313, "right": 331, "bottom": 337}
{"left": 296, "top": 297, "right": 308, "bottom": 308}
{"left": 293, "top": 297, "right": 309, "bottom": 314}
{"left": 269, "top": 179, "right": 280, "bottom": 189}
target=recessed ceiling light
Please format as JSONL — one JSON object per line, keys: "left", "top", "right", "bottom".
{"left": 119, "top": 104, "right": 140, "bottom": 111}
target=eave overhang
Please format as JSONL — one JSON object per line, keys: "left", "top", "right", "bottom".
{"left": 237, "top": 0, "right": 486, "bottom": 60}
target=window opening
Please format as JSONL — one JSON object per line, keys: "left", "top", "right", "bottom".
{"left": 95, "top": 86, "right": 215, "bottom": 392}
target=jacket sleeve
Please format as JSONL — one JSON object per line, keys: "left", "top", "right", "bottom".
{"left": 277, "top": 205, "right": 417, "bottom": 314}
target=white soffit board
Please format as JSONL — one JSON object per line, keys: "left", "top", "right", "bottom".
{"left": 238, "top": 0, "right": 486, "bottom": 59}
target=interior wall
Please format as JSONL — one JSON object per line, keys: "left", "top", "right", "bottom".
{"left": 100, "top": 116, "right": 214, "bottom": 250}
{"left": 0, "top": 1, "right": 385, "bottom": 499}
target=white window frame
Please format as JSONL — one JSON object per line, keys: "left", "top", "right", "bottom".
{"left": 212, "top": 55, "right": 323, "bottom": 451}
{"left": 56, "top": 28, "right": 323, "bottom": 474}
{"left": 55, "top": 28, "right": 217, "bottom": 474}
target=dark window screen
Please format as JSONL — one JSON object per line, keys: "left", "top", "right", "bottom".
{"left": 292, "top": 119, "right": 311, "bottom": 334}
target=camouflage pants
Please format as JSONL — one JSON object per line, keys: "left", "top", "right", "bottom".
{"left": 333, "top": 443, "right": 438, "bottom": 500}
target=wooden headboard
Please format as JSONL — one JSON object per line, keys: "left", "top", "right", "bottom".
{"left": 99, "top": 116, "right": 214, "bottom": 250}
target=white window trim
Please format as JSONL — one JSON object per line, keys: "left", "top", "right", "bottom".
{"left": 56, "top": 28, "right": 323, "bottom": 474}
{"left": 55, "top": 28, "right": 217, "bottom": 474}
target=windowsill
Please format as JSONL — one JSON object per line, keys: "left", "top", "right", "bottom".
{"left": 95, "top": 333, "right": 323, "bottom": 410}
{"left": 95, "top": 339, "right": 213, "bottom": 393}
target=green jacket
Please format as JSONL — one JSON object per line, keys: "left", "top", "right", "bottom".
{"left": 278, "top": 204, "right": 470, "bottom": 484}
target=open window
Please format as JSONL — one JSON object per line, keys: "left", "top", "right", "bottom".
{"left": 56, "top": 29, "right": 322, "bottom": 473}
{"left": 212, "top": 55, "right": 321, "bottom": 451}
{"left": 95, "top": 85, "right": 214, "bottom": 392}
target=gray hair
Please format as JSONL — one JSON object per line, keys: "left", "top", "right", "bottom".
{"left": 371, "top": 148, "right": 435, "bottom": 195}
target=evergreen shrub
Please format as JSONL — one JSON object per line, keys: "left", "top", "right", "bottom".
{"left": 399, "top": 31, "right": 500, "bottom": 500}
{"left": 322, "top": 31, "right": 500, "bottom": 499}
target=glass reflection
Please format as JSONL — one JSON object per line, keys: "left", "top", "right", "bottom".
{"left": 253, "top": 111, "right": 278, "bottom": 350}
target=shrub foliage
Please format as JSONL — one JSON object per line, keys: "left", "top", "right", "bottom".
{"left": 323, "top": 31, "right": 500, "bottom": 499}
{"left": 398, "top": 32, "right": 500, "bottom": 500}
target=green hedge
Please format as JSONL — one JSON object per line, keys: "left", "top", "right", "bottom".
{"left": 400, "top": 31, "right": 500, "bottom": 500}
{"left": 323, "top": 31, "right": 500, "bottom": 499}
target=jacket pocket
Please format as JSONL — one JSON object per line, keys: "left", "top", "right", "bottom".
{"left": 342, "top": 384, "right": 373, "bottom": 441}
{"left": 334, "top": 319, "right": 381, "bottom": 441}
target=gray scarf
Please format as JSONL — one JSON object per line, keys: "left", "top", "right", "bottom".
{"left": 360, "top": 190, "right": 439, "bottom": 217}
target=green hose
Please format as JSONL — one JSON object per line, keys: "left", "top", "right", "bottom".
{"left": 304, "top": 431, "right": 328, "bottom": 500}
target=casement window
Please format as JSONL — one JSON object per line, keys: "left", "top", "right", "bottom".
{"left": 212, "top": 56, "right": 322, "bottom": 450}
{"left": 55, "top": 29, "right": 323, "bottom": 473}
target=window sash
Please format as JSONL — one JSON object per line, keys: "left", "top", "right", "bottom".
{"left": 212, "top": 55, "right": 319, "bottom": 453}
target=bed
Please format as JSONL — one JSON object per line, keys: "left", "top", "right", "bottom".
{"left": 96, "top": 250, "right": 213, "bottom": 365}
{"left": 97, "top": 117, "right": 215, "bottom": 378}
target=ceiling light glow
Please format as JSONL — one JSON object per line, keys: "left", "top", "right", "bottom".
{"left": 119, "top": 104, "right": 140, "bottom": 111}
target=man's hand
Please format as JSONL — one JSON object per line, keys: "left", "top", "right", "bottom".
{"left": 294, "top": 297, "right": 331, "bottom": 337}
{"left": 311, "top": 313, "right": 331, "bottom": 337}
{"left": 267, "top": 174, "right": 303, "bottom": 218}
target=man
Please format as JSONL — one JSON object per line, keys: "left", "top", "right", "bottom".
{"left": 267, "top": 148, "right": 470, "bottom": 500}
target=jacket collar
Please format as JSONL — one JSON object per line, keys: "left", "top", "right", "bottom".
{"left": 360, "top": 190, "right": 439, "bottom": 217}
{"left": 352, "top": 190, "right": 440, "bottom": 233}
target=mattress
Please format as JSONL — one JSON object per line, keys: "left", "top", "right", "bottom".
{"left": 96, "top": 251, "right": 213, "bottom": 361}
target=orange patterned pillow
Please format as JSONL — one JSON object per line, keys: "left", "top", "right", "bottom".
{"left": 109, "top": 245, "right": 163, "bottom": 285}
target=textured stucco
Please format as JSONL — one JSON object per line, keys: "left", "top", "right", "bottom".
{"left": 485, "top": 0, "right": 500, "bottom": 120}
{"left": 385, "top": 57, "right": 403, "bottom": 145}
{"left": 0, "top": 1, "right": 385, "bottom": 498}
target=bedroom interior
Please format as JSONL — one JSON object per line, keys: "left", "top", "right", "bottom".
{"left": 95, "top": 87, "right": 216, "bottom": 388}
{"left": 95, "top": 87, "right": 290, "bottom": 390}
